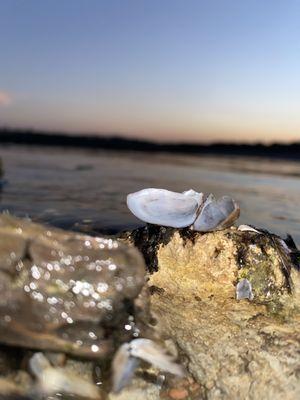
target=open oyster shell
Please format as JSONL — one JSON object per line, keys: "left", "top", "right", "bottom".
{"left": 127, "top": 188, "right": 200, "bottom": 228}
{"left": 127, "top": 188, "right": 240, "bottom": 231}
{"left": 193, "top": 194, "right": 240, "bottom": 232}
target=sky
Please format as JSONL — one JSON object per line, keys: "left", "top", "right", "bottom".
{"left": 1, "top": 0, "right": 300, "bottom": 143}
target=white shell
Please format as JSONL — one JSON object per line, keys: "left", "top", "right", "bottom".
{"left": 112, "top": 343, "right": 139, "bottom": 393}
{"left": 236, "top": 279, "right": 254, "bottom": 301}
{"left": 182, "top": 189, "right": 204, "bottom": 206}
{"left": 130, "top": 338, "right": 184, "bottom": 376}
{"left": 127, "top": 188, "right": 199, "bottom": 228}
{"left": 112, "top": 338, "right": 184, "bottom": 392}
{"left": 238, "top": 224, "right": 261, "bottom": 234}
{"left": 193, "top": 194, "right": 239, "bottom": 232}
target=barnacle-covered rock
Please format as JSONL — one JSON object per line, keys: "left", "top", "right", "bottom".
{"left": 126, "top": 225, "right": 300, "bottom": 399}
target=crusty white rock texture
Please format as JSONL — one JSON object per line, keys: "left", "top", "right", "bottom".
{"left": 127, "top": 225, "right": 300, "bottom": 400}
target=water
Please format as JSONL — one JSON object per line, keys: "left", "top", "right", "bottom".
{"left": 0, "top": 145, "right": 299, "bottom": 244}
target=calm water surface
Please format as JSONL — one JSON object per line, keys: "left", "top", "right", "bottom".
{"left": 0, "top": 145, "right": 299, "bottom": 244}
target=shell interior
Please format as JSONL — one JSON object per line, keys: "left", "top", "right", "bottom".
{"left": 127, "top": 188, "right": 240, "bottom": 231}
{"left": 193, "top": 195, "right": 239, "bottom": 232}
{"left": 127, "top": 188, "right": 199, "bottom": 228}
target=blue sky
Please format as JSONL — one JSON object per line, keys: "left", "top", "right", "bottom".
{"left": 1, "top": 0, "right": 300, "bottom": 142}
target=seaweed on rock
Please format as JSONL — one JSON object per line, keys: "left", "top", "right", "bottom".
{"left": 232, "top": 228, "right": 300, "bottom": 315}
{"left": 122, "top": 224, "right": 201, "bottom": 273}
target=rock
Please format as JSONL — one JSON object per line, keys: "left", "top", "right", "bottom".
{"left": 0, "top": 213, "right": 147, "bottom": 359}
{"left": 2, "top": 214, "right": 299, "bottom": 399}
{"left": 0, "top": 377, "right": 27, "bottom": 399}
{"left": 29, "top": 352, "right": 100, "bottom": 399}
{"left": 167, "top": 388, "right": 189, "bottom": 399}
{"left": 0, "top": 215, "right": 187, "bottom": 400}
{"left": 109, "top": 377, "right": 160, "bottom": 400}
{"left": 126, "top": 225, "right": 300, "bottom": 400}
{"left": 0, "top": 346, "right": 22, "bottom": 375}
{"left": 0, "top": 158, "right": 6, "bottom": 189}
{"left": 0, "top": 370, "right": 33, "bottom": 400}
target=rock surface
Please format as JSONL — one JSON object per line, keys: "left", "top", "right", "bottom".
{"left": 126, "top": 225, "right": 300, "bottom": 400}
{"left": 0, "top": 214, "right": 146, "bottom": 359}
{"left": 1, "top": 215, "right": 299, "bottom": 400}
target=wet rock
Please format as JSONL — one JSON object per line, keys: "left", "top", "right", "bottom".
{"left": 29, "top": 352, "right": 100, "bottom": 399}
{"left": 2, "top": 214, "right": 299, "bottom": 399}
{"left": 44, "top": 352, "right": 66, "bottom": 367}
{"left": 0, "top": 378, "right": 28, "bottom": 400}
{"left": 108, "top": 376, "right": 160, "bottom": 400}
{"left": 167, "top": 388, "right": 189, "bottom": 400}
{"left": 0, "top": 214, "right": 146, "bottom": 359}
{"left": 0, "top": 346, "right": 23, "bottom": 375}
{"left": 127, "top": 225, "right": 300, "bottom": 400}
{"left": 0, "top": 370, "right": 33, "bottom": 400}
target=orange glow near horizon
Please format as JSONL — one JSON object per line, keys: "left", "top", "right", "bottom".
{"left": 1, "top": 1, "right": 300, "bottom": 143}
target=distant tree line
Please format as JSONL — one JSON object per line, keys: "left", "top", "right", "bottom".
{"left": 0, "top": 128, "right": 300, "bottom": 160}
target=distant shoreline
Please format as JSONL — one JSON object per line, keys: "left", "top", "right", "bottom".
{"left": 1, "top": 128, "right": 300, "bottom": 161}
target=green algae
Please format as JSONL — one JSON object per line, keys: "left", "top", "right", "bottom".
{"left": 234, "top": 231, "right": 295, "bottom": 316}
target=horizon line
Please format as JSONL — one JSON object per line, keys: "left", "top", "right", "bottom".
{"left": 0, "top": 126, "right": 299, "bottom": 147}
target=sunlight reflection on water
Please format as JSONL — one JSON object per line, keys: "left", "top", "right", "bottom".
{"left": 1, "top": 145, "right": 299, "bottom": 244}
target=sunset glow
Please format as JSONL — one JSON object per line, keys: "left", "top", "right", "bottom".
{"left": 1, "top": 1, "right": 300, "bottom": 143}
